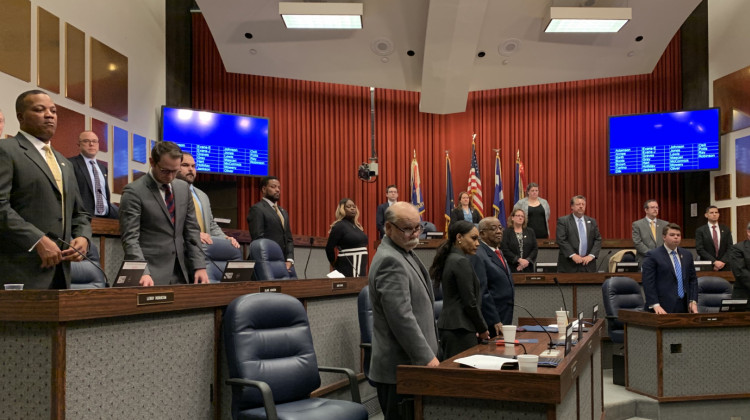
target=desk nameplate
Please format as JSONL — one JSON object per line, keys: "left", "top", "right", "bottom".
{"left": 137, "top": 291, "right": 174, "bottom": 306}
{"left": 332, "top": 281, "right": 347, "bottom": 291}
{"left": 260, "top": 286, "right": 281, "bottom": 293}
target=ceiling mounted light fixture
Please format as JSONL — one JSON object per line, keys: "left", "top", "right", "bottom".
{"left": 545, "top": 7, "right": 631, "bottom": 33}
{"left": 279, "top": 2, "right": 363, "bottom": 29}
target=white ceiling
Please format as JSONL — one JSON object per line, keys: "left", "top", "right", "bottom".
{"left": 195, "top": 0, "right": 702, "bottom": 114}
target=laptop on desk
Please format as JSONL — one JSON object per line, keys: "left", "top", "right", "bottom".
{"left": 220, "top": 261, "right": 255, "bottom": 282}
{"left": 719, "top": 299, "right": 748, "bottom": 312}
{"left": 111, "top": 261, "right": 148, "bottom": 287}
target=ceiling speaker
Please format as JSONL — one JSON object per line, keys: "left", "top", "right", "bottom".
{"left": 498, "top": 38, "right": 521, "bottom": 57}
{"left": 370, "top": 38, "right": 394, "bottom": 56}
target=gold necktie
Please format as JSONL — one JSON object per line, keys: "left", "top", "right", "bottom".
{"left": 43, "top": 145, "right": 65, "bottom": 229}
{"left": 274, "top": 204, "right": 285, "bottom": 227}
{"left": 193, "top": 194, "right": 206, "bottom": 233}
{"left": 650, "top": 220, "right": 656, "bottom": 240}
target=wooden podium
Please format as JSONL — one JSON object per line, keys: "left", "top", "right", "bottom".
{"left": 397, "top": 320, "right": 604, "bottom": 420}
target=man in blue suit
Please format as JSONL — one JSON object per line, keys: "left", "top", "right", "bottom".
{"left": 471, "top": 217, "right": 514, "bottom": 336}
{"left": 642, "top": 223, "right": 698, "bottom": 314}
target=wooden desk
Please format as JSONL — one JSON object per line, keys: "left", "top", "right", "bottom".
{"left": 0, "top": 278, "right": 367, "bottom": 420}
{"left": 619, "top": 309, "right": 750, "bottom": 405}
{"left": 397, "top": 320, "right": 604, "bottom": 420}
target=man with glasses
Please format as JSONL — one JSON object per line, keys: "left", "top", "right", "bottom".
{"left": 369, "top": 202, "right": 438, "bottom": 420}
{"left": 69, "top": 131, "right": 118, "bottom": 219}
{"left": 376, "top": 184, "right": 399, "bottom": 239}
{"left": 632, "top": 199, "right": 667, "bottom": 263}
{"left": 471, "top": 217, "right": 514, "bottom": 336}
{"left": 119, "top": 141, "right": 208, "bottom": 286}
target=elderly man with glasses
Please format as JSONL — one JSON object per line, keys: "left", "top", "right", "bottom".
{"left": 69, "top": 131, "right": 119, "bottom": 219}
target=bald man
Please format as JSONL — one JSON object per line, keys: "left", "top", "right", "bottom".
{"left": 69, "top": 131, "right": 118, "bottom": 219}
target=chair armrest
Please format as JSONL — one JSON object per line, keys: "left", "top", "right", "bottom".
{"left": 226, "top": 378, "right": 278, "bottom": 420}
{"left": 317, "top": 366, "right": 362, "bottom": 404}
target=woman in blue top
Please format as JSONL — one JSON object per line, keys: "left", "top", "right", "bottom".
{"left": 450, "top": 191, "right": 481, "bottom": 226}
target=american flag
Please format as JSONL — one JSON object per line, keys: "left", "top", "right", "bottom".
{"left": 467, "top": 135, "right": 484, "bottom": 218}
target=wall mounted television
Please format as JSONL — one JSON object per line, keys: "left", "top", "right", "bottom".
{"left": 608, "top": 108, "right": 719, "bottom": 175}
{"left": 160, "top": 106, "right": 269, "bottom": 177}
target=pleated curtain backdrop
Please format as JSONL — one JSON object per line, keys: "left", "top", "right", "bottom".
{"left": 192, "top": 14, "right": 683, "bottom": 245}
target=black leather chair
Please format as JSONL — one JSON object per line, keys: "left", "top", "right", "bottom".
{"left": 356, "top": 286, "right": 374, "bottom": 385}
{"left": 601, "top": 276, "right": 644, "bottom": 343}
{"left": 224, "top": 293, "right": 368, "bottom": 420}
{"left": 203, "top": 237, "right": 243, "bottom": 282}
{"left": 697, "top": 276, "right": 732, "bottom": 313}
{"left": 248, "top": 239, "right": 298, "bottom": 280}
{"left": 70, "top": 244, "right": 108, "bottom": 289}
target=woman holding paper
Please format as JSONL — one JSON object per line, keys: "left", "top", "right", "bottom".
{"left": 430, "top": 220, "right": 490, "bottom": 359}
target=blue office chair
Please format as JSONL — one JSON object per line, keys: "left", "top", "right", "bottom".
{"left": 697, "top": 276, "right": 732, "bottom": 313}
{"left": 601, "top": 276, "right": 644, "bottom": 343}
{"left": 70, "top": 244, "right": 108, "bottom": 289}
{"left": 248, "top": 239, "right": 298, "bottom": 280}
{"left": 223, "top": 293, "right": 368, "bottom": 420}
{"left": 356, "top": 286, "right": 374, "bottom": 386}
{"left": 203, "top": 237, "right": 243, "bottom": 282}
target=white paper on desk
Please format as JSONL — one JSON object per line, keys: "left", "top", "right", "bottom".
{"left": 454, "top": 355, "right": 518, "bottom": 370}
{"left": 326, "top": 270, "right": 345, "bottom": 278}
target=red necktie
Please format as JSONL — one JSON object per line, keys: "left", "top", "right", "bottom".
{"left": 162, "top": 184, "right": 175, "bottom": 224}
{"left": 495, "top": 249, "right": 507, "bottom": 270}
{"left": 711, "top": 225, "right": 719, "bottom": 257}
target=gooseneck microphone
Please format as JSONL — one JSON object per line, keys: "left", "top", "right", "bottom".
{"left": 553, "top": 277, "right": 568, "bottom": 316}
{"left": 46, "top": 232, "right": 110, "bottom": 285}
{"left": 189, "top": 238, "right": 223, "bottom": 283}
{"left": 492, "top": 340, "right": 528, "bottom": 354}
{"left": 596, "top": 250, "right": 613, "bottom": 273}
{"left": 514, "top": 303, "right": 560, "bottom": 357}
{"left": 303, "top": 236, "right": 314, "bottom": 279}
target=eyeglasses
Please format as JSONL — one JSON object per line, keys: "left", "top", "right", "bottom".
{"left": 155, "top": 163, "right": 179, "bottom": 176}
{"left": 79, "top": 139, "right": 99, "bottom": 145}
{"left": 483, "top": 225, "right": 503, "bottom": 232}
{"left": 390, "top": 223, "right": 423, "bottom": 236}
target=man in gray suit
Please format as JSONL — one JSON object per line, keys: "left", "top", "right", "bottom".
{"left": 119, "top": 141, "right": 208, "bottom": 286}
{"left": 556, "top": 195, "right": 602, "bottom": 273}
{"left": 369, "top": 202, "right": 439, "bottom": 420}
{"left": 632, "top": 199, "right": 667, "bottom": 263}
{"left": 177, "top": 152, "right": 239, "bottom": 248}
{"left": 0, "top": 90, "right": 91, "bottom": 289}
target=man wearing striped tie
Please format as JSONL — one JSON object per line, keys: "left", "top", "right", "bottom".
{"left": 642, "top": 223, "right": 699, "bottom": 314}
{"left": 177, "top": 152, "right": 240, "bottom": 249}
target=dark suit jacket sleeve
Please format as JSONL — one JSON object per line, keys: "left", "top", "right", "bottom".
{"left": 500, "top": 228, "right": 520, "bottom": 266}
{"left": 472, "top": 209, "right": 481, "bottom": 224}
{"left": 325, "top": 222, "right": 344, "bottom": 265}
{"left": 694, "top": 226, "right": 714, "bottom": 261}
{"left": 282, "top": 208, "right": 294, "bottom": 260}
{"left": 375, "top": 203, "right": 386, "bottom": 238}
{"left": 684, "top": 251, "right": 698, "bottom": 302}
{"left": 448, "top": 256, "right": 488, "bottom": 332}
{"left": 525, "top": 228, "right": 538, "bottom": 262}
{"left": 556, "top": 216, "right": 576, "bottom": 258}
{"left": 247, "top": 204, "right": 265, "bottom": 241}
{"left": 449, "top": 208, "right": 462, "bottom": 224}
{"left": 470, "top": 253, "right": 500, "bottom": 327}
{"left": 731, "top": 243, "right": 750, "bottom": 295}
{"left": 641, "top": 251, "right": 660, "bottom": 309}
{"left": 720, "top": 226, "right": 733, "bottom": 264}
{"left": 118, "top": 184, "right": 150, "bottom": 275}
{"left": 0, "top": 148, "right": 46, "bottom": 249}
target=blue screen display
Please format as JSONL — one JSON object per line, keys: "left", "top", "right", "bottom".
{"left": 161, "top": 107, "right": 269, "bottom": 176}
{"left": 608, "top": 108, "right": 719, "bottom": 175}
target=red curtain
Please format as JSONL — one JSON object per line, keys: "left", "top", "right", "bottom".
{"left": 192, "top": 14, "right": 682, "bottom": 243}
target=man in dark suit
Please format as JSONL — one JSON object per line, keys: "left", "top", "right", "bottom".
{"left": 0, "top": 90, "right": 91, "bottom": 290}
{"left": 375, "top": 184, "right": 398, "bottom": 239}
{"left": 632, "top": 199, "right": 668, "bottom": 263}
{"left": 730, "top": 222, "right": 750, "bottom": 308}
{"left": 642, "top": 223, "right": 698, "bottom": 314}
{"left": 471, "top": 217, "right": 514, "bottom": 335}
{"left": 695, "top": 205, "right": 733, "bottom": 271}
{"left": 119, "top": 141, "right": 208, "bottom": 286}
{"left": 247, "top": 176, "right": 294, "bottom": 271}
{"left": 369, "top": 202, "right": 439, "bottom": 420}
{"left": 556, "top": 195, "right": 602, "bottom": 273}
{"left": 68, "top": 131, "right": 118, "bottom": 219}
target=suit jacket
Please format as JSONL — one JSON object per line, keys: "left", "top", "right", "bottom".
{"left": 375, "top": 201, "right": 390, "bottom": 239}
{"left": 470, "top": 241, "right": 514, "bottom": 328}
{"left": 500, "top": 226, "right": 538, "bottom": 273}
{"left": 119, "top": 175, "right": 205, "bottom": 285}
{"left": 642, "top": 246, "right": 698, "bottom": 313}
{"left": 247, "top": 200, "right": 294, "bottom": 261}
{"left": 368, "top": 236, "right": 439, "bottom": 384}
{"left": 556, "top": 214, "right": 602, "bottom": 273}
{"left": 450, "top": 207, "right": 480, "bottom": 225}
{"left": 68, "top": 154, "right": 118, "bottom": 219}
{"left": 632, "top": 217, "right": 667, "bottom": 262}
{"left": 730, "top": 241, "right": 750, "bottom": 303}
{"left": 0, "top": 133, "right": 92, "bottom": 289}
{"left": 695, "top": 223, "right": 733, "bottom": 269}
{"left": 193, "top": 185, "right": 224, "bottom": 238}
{"left": 437, "top": 248, "right": 487, "bottom": 333}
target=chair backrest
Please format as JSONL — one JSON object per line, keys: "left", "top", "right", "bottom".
{"left": 203, "top": 237, "right": 243, "bottom": 282}
{"left": 70, "top": 244, "right": 107, "bottom": 289}
{"left": 223, "top": 293, "right": 320, "bottom": 417}
{"left": 697, "top": 276, "right": 733, "bottom": 313}
{"left": 601, "top": 276, "right": 644, "bottom": 343}
{"left": 357, "top": 286, "right": 373, "bottom": 381}
{"left": 608, "top": 249, "right": 637, "bottom": 273}
{"left": 419, "top": 221, "right": 437, "bottom": 239}
{"left": 248, "top": 238, "right": 296, "bottom": 280}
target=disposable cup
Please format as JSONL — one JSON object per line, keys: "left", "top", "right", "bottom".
{"left": 517, "top": 354, "right": 539, "bottom": 373}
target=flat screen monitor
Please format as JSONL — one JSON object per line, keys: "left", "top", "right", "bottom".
{"left": 160, "top": 106, "right": 269, "bottom": 177}
{"left": 608, "top": 108, "right": 720, "bottom": 175}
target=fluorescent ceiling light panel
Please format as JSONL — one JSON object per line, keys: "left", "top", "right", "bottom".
{"left": 545, "top": 7, "right": 631, "bottom": 33}
{"left": 280, "top": 2, "right": 363, "bottom": 29}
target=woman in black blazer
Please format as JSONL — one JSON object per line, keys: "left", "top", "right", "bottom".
{"left": 450, "top": 191, "right": 481, "bottom": 225}
{"left": 500, "top": 209, "right": 538, "bottom": 273}
{"left": 430, "top": 220, "right": 489, "bottom": 359}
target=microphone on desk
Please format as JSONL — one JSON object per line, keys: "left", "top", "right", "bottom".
{"left": 553, "top": 277, "right": 568, "bottom": 318}
{"left": 189, "top": 238, "right": 223, "bottom": 283}
{"left": 492, "top": 340, "right": 527, "bottom": 354}
{"left": 46, "top": 232, "right": 110, "bottom": 285}
{"left": 596, "top": 250, "right": 613, "bottom": 273}
{"left": 514, "top": 304, "right": 560, "bottom": 357}
{"left": 303, "top": 236, "right": 314, "bottom": 279}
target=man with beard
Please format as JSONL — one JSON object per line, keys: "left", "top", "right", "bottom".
{"left": 247, "top": 176, "right": 294, "bottom": 271}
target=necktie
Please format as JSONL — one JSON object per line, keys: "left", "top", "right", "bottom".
{"left": 577, "top": 217, "right": 587, "bottom": 256}
{"left": 274, "top": 204, "right": 285, "bottom": 227}
{"left": 495, "top": 249, "right": 508, "bottom": 270}
{"left": 162, "top": 184, "right": 175, "bottom": 224}
{"left": 43, "top": 145, "right": 64, "bottom": 228}
{"left": 650, "top": 220, "right": 656, "bottom": 241}
{"left": 192, "top": 193, "right": 206, "bottom": 233}
{"left": 671, "top": 250, "right": 684, "bottom": 298}
{"left": 711, "top": 225, "right": 719, "bottom": 257}
{"left": 90, "top": 160, "right": 105, "bottom": 216}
